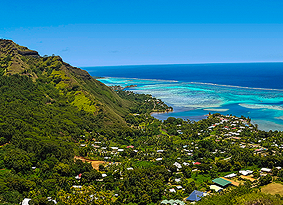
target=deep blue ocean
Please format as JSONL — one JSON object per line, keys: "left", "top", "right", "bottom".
{"left": 83, "top": 63, "right": 283, "bottom": 131}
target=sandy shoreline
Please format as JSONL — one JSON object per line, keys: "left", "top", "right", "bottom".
{"left": 150, "top": 110, "right": 173, "bottom": 115}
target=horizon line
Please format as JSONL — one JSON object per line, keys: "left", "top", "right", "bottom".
{"left": 80, "top": 61, "right": 283, "bottom": 68}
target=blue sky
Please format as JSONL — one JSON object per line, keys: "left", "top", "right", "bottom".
{"left": 1, "top": 0, "right": 283, "bottom": 66}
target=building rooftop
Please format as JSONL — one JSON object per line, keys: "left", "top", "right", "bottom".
{"left": 212, "top": 178, "right": 232, "bottom": 187}
{"left": 186, "top": 190, "right": 204, "bottom": 202}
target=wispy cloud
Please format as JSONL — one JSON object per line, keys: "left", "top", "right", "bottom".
{"left": 62, "top": 47, "right": 69, "bottom": 52}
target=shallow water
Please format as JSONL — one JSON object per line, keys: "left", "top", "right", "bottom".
{"left": 83, "top": 63, "right": 283, "bottom": 131}
{"left": 97, "top": 77, "right": 283, "bottom": 131}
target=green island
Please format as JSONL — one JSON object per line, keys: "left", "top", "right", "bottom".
{"left": 1, "top": 39, "right": 283, "bottom": 205}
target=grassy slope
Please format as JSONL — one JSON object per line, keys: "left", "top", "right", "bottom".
{"left": 0, "top": 39, "right": 132, "bottom": 127}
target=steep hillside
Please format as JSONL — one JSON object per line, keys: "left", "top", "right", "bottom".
{"left": 0, "top": 39, "right": 132, "bottom": 126}
{"left": 0, "top": 39, "right": 180, "bottom": 204}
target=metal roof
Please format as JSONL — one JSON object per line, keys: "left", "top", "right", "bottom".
{"left": 186, "top": 190, "right": 204, "bottom": 202}
{"left": 212, "top": 178, "right": 231, "bottom": 187}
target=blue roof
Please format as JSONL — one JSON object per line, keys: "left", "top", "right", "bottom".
{"left": 186, "top": 190, "right": 204, "bottom": 201}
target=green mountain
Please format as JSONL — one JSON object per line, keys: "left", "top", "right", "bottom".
{"left": 0, "top": 39, "right": 137, "bottom": 175}
{"left": 2, "top": 39, "right": 283, "bottom": 205}
{"left": 0, "top": 39, "right": 132, "bottom": 127}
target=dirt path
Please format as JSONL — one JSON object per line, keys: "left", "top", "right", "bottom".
{"left": 74, "top": 156, "right": 105, "bottom": 170}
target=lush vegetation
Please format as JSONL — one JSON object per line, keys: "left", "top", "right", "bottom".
{"left": 115, "top": 90, "right": 173, "bottom": 114}
{"left": 1, "top": 39, "right": 283, "bottom": 205}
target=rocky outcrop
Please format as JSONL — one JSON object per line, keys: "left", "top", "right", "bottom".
{"left": 18, "top": 50, "right": 39, "bottom": 56}
{"left": 0, "top": 39, "right": 39, "bottom": 57}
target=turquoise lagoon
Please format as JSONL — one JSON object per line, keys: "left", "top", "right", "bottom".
{"left": 84, "top": 63, "right": 283, "bottom": 131}
{"left": 97, "top": 77, "right": 283, "bottom": 131}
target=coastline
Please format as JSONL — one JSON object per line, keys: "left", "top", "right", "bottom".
{"left": 150, "top": 109, "right": 174, "bottom": 115}
{"left": 92, "top": 69, "right": 283, "bottom": 131}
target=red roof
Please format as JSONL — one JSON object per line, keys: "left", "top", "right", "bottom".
{"left": 194, "top": 162, "right": 201, "bottom": 165}
{"left": 127, "top": 145, "right": 134, "bottom": 148}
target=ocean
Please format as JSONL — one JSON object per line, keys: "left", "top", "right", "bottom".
{"left": 83, "top": 63, "right": 283, "bottom": 131}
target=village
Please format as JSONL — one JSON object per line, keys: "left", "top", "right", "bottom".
{"left": 70, "top": 113, "right": 283, "bottom": 204}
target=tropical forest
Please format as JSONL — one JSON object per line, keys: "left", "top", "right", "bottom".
{"left": 1, "top": 39, "right": 283, "bottom": 205}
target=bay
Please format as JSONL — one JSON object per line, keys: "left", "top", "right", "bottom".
{"left": 83, "top": 63, "right": 283, "bottom": 131}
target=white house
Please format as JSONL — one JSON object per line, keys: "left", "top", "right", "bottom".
{"left": 224, "top": 173, "right": 237, "bottom": 178}
{"left": 21, "top": 198, "right": 31, "bottom": 205}
{"left": 239, "top": 170, "right": 253, "bottom": 176}
{"left": 261, "top": 168, "right": 272, "bottom": 173}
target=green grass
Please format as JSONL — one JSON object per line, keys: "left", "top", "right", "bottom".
{"left": 192, "top": 173, "right": 212, "bottom": 186}
{"left": 71, "top": 91, "right": 96, "bottom": 113}
{"left": 50, "top": 70, "right": 70, "bottom": 80}
{"left": 109, "top": 141, "right": 119, "bottom": 147}
{"left": 160, "top": 128, "right": 169, "bottom": 136}
{"left": 56, "top": 81, "right": 69, "bottom": 89}
{"left": 133, "top": 160, "right": 156, "bottom": 168}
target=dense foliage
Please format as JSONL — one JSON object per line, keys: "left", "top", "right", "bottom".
{"left": 1, "top": 40, "right": 283, "bottom": 205}
{"left": 116, "top": 90, "right": 173, "bottom": 114}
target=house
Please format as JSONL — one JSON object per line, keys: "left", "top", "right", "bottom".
{"left": 21, "top": 198, "right": 57, "bottom": 205}
{"left": 239, "top": 170, "right": 253, "bottom": 176}
{"left": 169, "top": 188, "right": 176, "bottom": 193}
{"left": 261, "top": 168, "right": 272, "bottom": 173}
{"left": 173, "top": 162, "right": 182, "bottom": 169}
{"left": 72, "top": 185, "right": 82, "bottom": 189}
{"left": 186, "top": 190, "right": 204, "bottom": 202}
{"left": 176, "top": 185, "right": 183, "bottom": 189}
{"left": 156, "top": 158, "right": 163, "bottom": 161}
{"left": 175, "top": 178, "right": 181, "bottom": 183}
{"left": 240, "top": 175, "right": 257, "bottom": 182}
{"left": 177, "top": 130, "right": 183, "bottom": 134}
{"left": 194, "top": 162, "right": 201, "bottom": 165}
{"left": 210, "top": 185, "right": 223, "bottom": 192}
{"left": 75, "top": 173, "right": 82, "bottom": 179}
{"left": 220, "top": 177, "right": 239, "bottom": 186}
{"left": 212, "top": 178, "right": 231, "bottom": 188}
{"left": 47, "top": 197, "right": 57, "bottom": 204}
{"left": 21, "top": 198, "right": 31, "bottom": 205}
{"left": 224, "top": 173, "right": 237, "bottom": 178}
{"left": 161, "top": 199, "right": 185, "bottom": 205}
